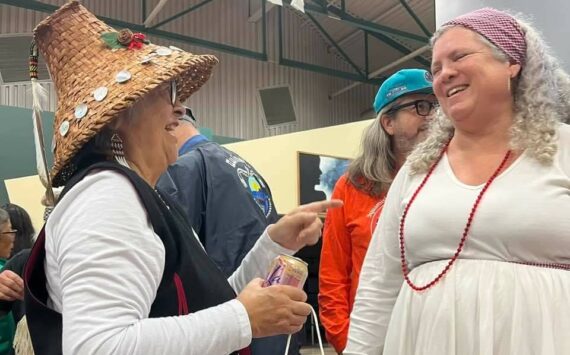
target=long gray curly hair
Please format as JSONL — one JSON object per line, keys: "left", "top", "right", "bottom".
{"left": 408, "top": 12, "right": 570, "bottom": 175}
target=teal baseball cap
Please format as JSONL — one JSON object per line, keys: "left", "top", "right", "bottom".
{"left": 373, "top": 68, "right": 434, "bottom": 114}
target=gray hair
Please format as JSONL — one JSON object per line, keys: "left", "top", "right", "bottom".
{"left": 347, "top": 105, "right": 397, "bottom": 197}
{"left": 0, "top": 208, "right": 9, "bottom": 227}
{"left": 87, "top": 86, "right": 166, "bottom": 159}
{"left": 407, "top": 14, "right": 570, "bottom": 175}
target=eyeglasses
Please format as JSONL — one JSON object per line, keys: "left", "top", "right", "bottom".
{"left": 386, "top": 100, "right": 438, "bottom": 117}
{"left": 0, "top": 229, "right": 17, "bottom": 237}
{"left": 179, "top": 106, "right": 197, "bottom": 125}
{"left": 170, "top": 80, "right": 177, "bottom": 106}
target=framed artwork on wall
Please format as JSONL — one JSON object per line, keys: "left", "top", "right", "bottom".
{"left": 297, "top": 152, "right": 351, "bottom": 206}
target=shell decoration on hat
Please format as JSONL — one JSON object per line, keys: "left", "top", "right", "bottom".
{"left": 30, "top": 1, "right": 219, "bottom": 187}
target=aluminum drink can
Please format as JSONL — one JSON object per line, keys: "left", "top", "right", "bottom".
{"left": 263, "top": 255, "right": 308, "bottom": 289}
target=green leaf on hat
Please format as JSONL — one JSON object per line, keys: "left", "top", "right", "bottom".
{"left": 100, "top": 32, "right": 123, "bottom": 49}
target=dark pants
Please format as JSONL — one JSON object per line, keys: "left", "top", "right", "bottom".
{"left": 250, "top": 333, "right": 300, "bottom": 355}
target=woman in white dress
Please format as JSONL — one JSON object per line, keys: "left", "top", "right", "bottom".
{"left": 345, "top": 8, "right": 570, "bottom": 355}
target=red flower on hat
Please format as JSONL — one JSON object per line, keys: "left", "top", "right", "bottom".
{"left": 128, "top": 33, "right": 147, "bottom": 50}
{"left": 100, "top": 30, "right": 150, "bottom": 50}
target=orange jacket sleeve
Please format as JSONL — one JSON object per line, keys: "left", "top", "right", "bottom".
{"left": 319, "top": 176, "right": 351, "bottom": 352}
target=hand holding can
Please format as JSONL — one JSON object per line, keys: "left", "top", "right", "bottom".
{"left": 237, "top": 277, "right": 310, "bottom": 338}
{"left": 263, "top": 255, "right": 308, "bottom": 289}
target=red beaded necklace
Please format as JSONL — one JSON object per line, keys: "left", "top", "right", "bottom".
{"left": 399, "top": 144, "right": 512, "bottom": 292}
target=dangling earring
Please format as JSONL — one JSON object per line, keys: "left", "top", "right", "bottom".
{"left": 111, "top": 133, "right": 130, "bottom": 168}
{"left": 507, "top": 76, "right": 512, "bottom": 92}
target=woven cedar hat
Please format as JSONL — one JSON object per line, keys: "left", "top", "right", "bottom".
{"left": 33, "top": 1, "right": 218, "bottom": 186}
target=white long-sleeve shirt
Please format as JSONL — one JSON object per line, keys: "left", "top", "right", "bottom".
{"left": 45, "top": 170, "right": 294, "bottom": 355}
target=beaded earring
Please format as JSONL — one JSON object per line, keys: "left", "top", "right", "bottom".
{"left": 111, "top": 133, "right": 130, "bottom": 168}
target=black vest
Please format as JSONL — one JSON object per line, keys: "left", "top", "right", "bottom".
{"left": 24, "top": 162, "right": 251, "bottom": 354}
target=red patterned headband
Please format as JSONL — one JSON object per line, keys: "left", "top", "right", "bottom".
{"left": 443, "top": 8, "right": 526, "bottom": 66}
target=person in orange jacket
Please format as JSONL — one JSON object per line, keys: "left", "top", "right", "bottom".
{"left": 318, "top": 69, "right": 436, "bottom": 353}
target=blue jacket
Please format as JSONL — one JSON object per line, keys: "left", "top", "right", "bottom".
{"left": 158, "top": 136, "right": 279, "bottom": 276}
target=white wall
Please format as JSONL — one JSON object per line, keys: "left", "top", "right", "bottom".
{"left": 435, "top": 0, "right": 570, "bottom": 71}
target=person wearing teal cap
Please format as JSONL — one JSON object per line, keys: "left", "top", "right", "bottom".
{"left": 319, "top": 68, "right": 436, "bottom": 354}
{"left": 373, "top": 68, "right": 435, "bottom": 113}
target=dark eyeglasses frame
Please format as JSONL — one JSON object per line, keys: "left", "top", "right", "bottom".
{"left": 386, "top": 99, "right": 438, "bottom": 117}
{"left": 179, "top": 106, "right": 197, "bottom": 124}
{"left": 170, "top": 80, "right": 177, "bottom": 106}
{"left": 0, "top": 229, "right": 17, "bottom": 236}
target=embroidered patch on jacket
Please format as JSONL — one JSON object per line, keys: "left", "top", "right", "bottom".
{"left": 226, "top": 153, "right": 273, "bottom": 218}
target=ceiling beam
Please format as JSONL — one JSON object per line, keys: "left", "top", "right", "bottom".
{"left": 368, "top": 44, "right": 430, "bottom": 79}
{"left": 277, "top": 6, "right": 380, "bottom": 85}
{"left": 305, "top": 13, "right": 365, "bottom": 77}
{"left": 0, "top": 0, "right": 56, "bottom": 13}
{"left": 399, "top": 0, "right": 431, "bottom": 37}
{"left": 368, "top": 31, "right": 431, "bottom": 67}
{"left": 0, "top": 0, "right": 266, "bottom": 60}
{"left": 281, "top": 58, "right": 381, "bottom": 85}
{"left": 248, "top": 1, "right": 275, "bottom": 22}
{"left": 149, "top": 0, "right": 216, "bottom": 29}
{"left": 330, "top": 44, "right": 430, "bottom": 98}
{"left": 337, "top": 3, "right": 401, "bottom": 47}
{"left": 143, "top": 0, "right": 170, "bottom": 27}
{"left": 281, "top": 0, "right": 430, "bottom": 43}
{"left": 1, "top": 0, "right": 383, "bottom": 85}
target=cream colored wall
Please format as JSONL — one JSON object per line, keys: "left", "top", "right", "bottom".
{"left": 5, "top": 119, "right": 373, "bottom": 227}
{"left": 5, "top": 176, "right": 46, "bottom": 232}
{"left": 224, "top": 119, "right": 373, "bottom": 214}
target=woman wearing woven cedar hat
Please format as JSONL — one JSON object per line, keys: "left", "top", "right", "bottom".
{"left": 23, "top": 2, "right": 341, "bottom": 354}
{"left": 344, "top": 8, "right": 570, "bottom": 355}
{"left": 318, "top": 68, "right": 436, "bottom": 354}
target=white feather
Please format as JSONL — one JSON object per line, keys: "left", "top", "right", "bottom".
{"left": 31, "top": 78, "right": 48, "bottom": 112}
{"left": 31, "top": 78, "right": 55, "bottom": 205}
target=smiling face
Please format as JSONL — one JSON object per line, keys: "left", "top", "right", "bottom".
{"left": 431, "top": 26, "right": 521, "bottom": 132}
{"left": 381, "top": 93, "right": 437, "bottom": 159}
{"left": 117, "top": 82, "right": 185, "bottom": 183}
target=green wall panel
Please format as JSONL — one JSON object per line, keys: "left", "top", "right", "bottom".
{"left": 0, "top": 105, "right": 54, "bottom": 205}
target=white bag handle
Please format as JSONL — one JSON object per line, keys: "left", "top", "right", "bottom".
{"left": 284, "top": 305, "right": 325, "bottom": 355}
